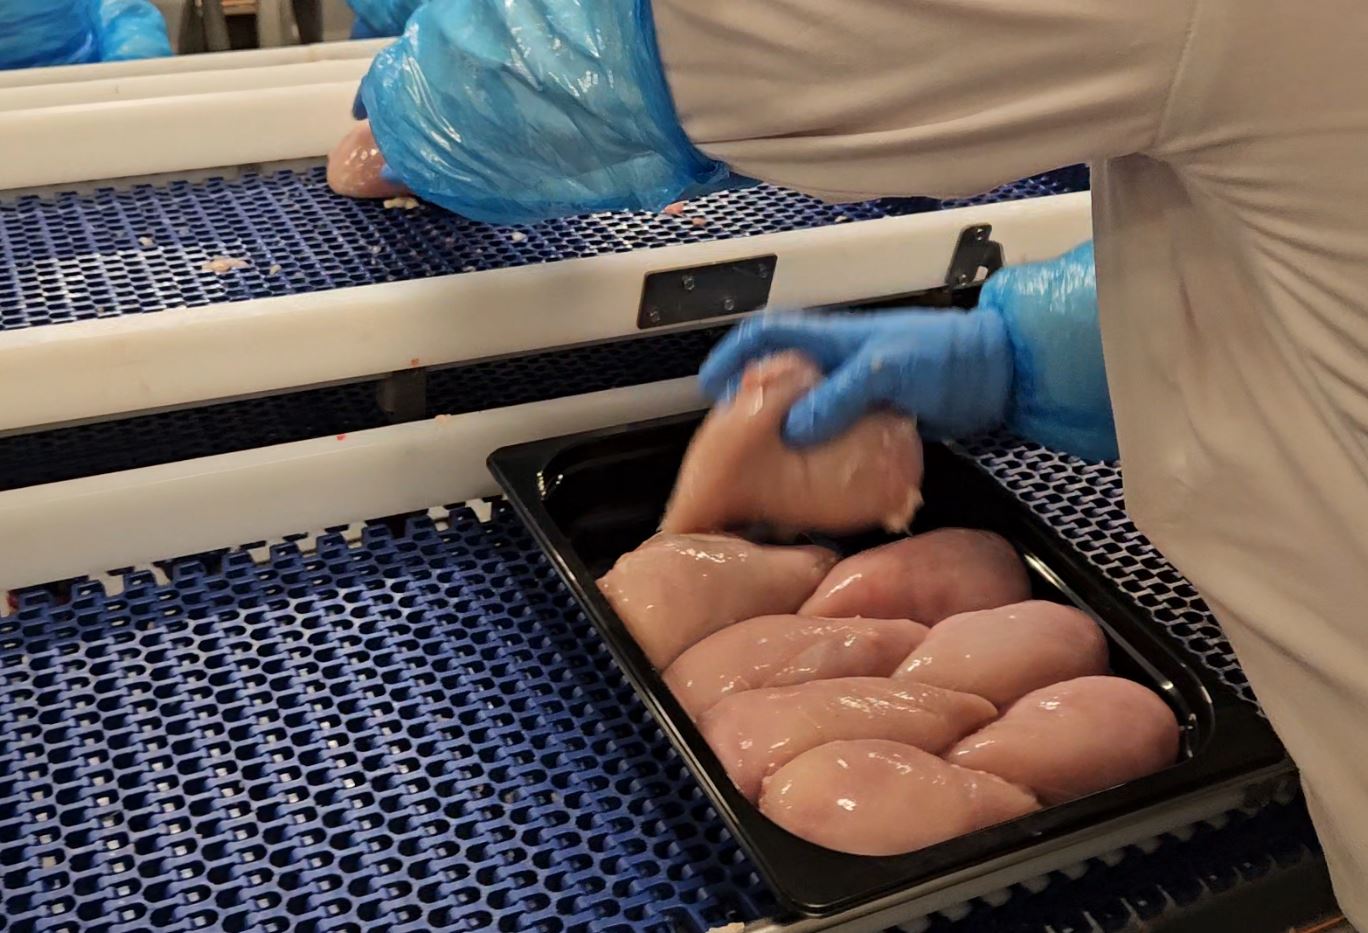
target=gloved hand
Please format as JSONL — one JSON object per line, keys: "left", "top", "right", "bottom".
{"left": 348, "top": 0, "right": 424, "bottom": 39}
{"left": 0, "top": 0, "right": 170, "bottom": 71}
{"left": 699, "top": 241, "right": 1118, "bottom": 461}
{"left": 700, "top": 308, "right": 1014, "bottom": 445}
{"left": 349, "top": 0, "right": 743, "bottom": 224}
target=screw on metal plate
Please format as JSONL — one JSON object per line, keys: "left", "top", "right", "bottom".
{"left": 945, "top": 224, "right": 1004, "bottom": 289}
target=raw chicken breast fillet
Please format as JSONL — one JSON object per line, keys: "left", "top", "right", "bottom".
{"left": 700, "top": 677, "right": 996, "bottom": 801}
{"left": 663, "top": 615, "right": 929, "bottom": 719}
{"left": 947, "top": 676, "right": 1181, "bottom": 805}
{"left": 661, "top": 352, "right": 924, "bottom": 537}
{"left": 802, "top": 528, "right": 1031, "bottom": 623}
{"left": 761, "top": 739, "right": 1040, "bottom": 856}
{"left": 327, "top": 121, "right": 410, "bottom": 199}
{"left": 597, "top": 533, "right": 835, "bottom": 668}
{"left": 895, "top": 600, "right": 1109, "bottom": 707}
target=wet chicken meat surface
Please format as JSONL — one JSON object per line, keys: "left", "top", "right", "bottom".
{"left": 661, "top": 353, "right": 924, "bottom": 537}
{"left": 947, "top": 676, "right": 1181, "bottom": 805}
{"left": 895, "top": 600, "right": 1110, "bottom": 707}
{"left": 760, "top": 739, "right": 1040, "bottom": 856}
{"left": 326, "top": 120, "right": 411, "bottom": 200}
{"left": 597, "top": 533, "right": 835, "bottom": 668}
{"left": 663, "top": 615, "right": 929, "bottom": 719}
{"left": 700, "top": 677, "right": 997, "bottom": 801}
{"left": 801, "top": 528, "right": 1032, "bottom": 623}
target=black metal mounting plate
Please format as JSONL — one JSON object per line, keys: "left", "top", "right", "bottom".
{"left": 638, "top": 255, "right": 778, "bottom": 329}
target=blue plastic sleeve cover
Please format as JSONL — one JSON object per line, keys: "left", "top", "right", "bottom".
{"left": 980, "top": 240, "right": 1119, "bottom": 462}
{"left": 0, "top": 0, "right": 169, "bottom": 70}
{"left": 348, "top": 0, "right": 425, "bottom": 38}
{"left": 0, "top": 1, "right": 98, "bottom": 70}
{"left": 359, "top": 0, "right": 737, "bottom": 225}
{"left": 95, "top": 0, "right": 173, "bottom": 62}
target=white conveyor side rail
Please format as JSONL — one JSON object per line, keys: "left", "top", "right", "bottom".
{"left": 0, "top": 39, "right": 388, "bottom": 91}
{"left": 2, "top": 82, "right": 356, "bottom": 190}
{"left": 0, "top": 379, "right": 702, "bottom": 593}
{"left": 0, "top": 58, "right": 370, "bottom": 113}
{"left": 0, "top": 192, "right": 1094, "bottom": 434}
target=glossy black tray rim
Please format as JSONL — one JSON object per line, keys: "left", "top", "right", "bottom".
{"left": 487, "top": 412, "right": 1294, "bottom": 917}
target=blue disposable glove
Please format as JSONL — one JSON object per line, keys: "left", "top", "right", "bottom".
{"left": 699, "top": 241, "right": 1118, "bottom": 461}
{"left": 700, "top": 308, "right": 1014, "bottom": 445}
{"left": 352, "top": 0, "right": 742, "bottom": 225}
{"left": 348, "top": 0, "right": 424, "bottom": 38}
{"left": 0, "top": 0, "right": 169, "bottom": 70}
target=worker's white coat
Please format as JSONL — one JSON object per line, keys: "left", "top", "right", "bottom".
{"left": 653, "top": 0, "right": 1368, "bottom": 921}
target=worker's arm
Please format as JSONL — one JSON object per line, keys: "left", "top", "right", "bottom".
{"left": 654, "top": 0, "right": 1195, "bottom": 201}
{"left": 353, "top": 0, "right": 742, "bottom": 224}
{"left": 701, "top": 243, "right": 1118, "bottom": 462}
{"left": 982, "top": 242, "right": 1116, "bottom": 461}
{"left": 348, "top": 0, "right": 1192, "bottom": 221}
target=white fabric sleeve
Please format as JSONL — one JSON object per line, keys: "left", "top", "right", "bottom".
{"left": 652, "top": 0, "right": 1197, "bottom": 201}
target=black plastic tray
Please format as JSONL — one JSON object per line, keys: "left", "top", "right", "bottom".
{"left": 488, "top": 413, "right": 1293, "bottom": 918}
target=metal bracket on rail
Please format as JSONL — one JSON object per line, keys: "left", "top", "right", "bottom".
{"left": 945, "top": 224, "right": 1004, "bottom": 289}
{"left": 838, "top": 223, "right": 1006, "bottom": 313}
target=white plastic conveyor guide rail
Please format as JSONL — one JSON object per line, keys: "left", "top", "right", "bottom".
{"left": 0, "top": 38, "right": 387, "bottom": 90}
{"left": 0, "top": 192, "right": 1094, "bottom": 434}
{"left": 1, "top": 83, "right": 357, "bottom": 190}
{"left": 0, "top": 378, "right": 703, "bottom": 592}
{"left": 0, "top": 44, "right": 384, "bottom": 191}
{"left": 0, "top": 58, "right": 370, "bottom": 113}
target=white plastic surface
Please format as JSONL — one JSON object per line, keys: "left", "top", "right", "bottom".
{"left": 0, "top": 39, "right": 386, "bottom": 90}
{"left": 0, "top": 192, "right": 1093, "bottom": 433}
{"left": 0, "top": 378, "right": 702, "bottom": 592}
{"left": 0, "top": 81, "right": 357, "bottom": 190}
{"left": 0, "top": 58, "right": 370, "bottom": 113}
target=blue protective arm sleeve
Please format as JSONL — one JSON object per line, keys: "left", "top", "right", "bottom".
{"left": 0, "top": 1, "right": 99, "bottom": 70}
{"left": 978, "top": 241, "right": 1119, "bottom": 462}
{"left": 349, "top": 0, "right": 425, "bottom": 38}
{"left": 93, "top": 0, "right": 172, "bottom": 62}
{"left": 358, "top": 0, "right": 739, "bottom": 225}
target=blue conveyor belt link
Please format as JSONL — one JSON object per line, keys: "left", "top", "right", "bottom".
{"left": 0, "top": 444, "right": 1320, "bottom": 933}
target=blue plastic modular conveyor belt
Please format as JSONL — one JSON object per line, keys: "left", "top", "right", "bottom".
{"left": 0, "top": 167, "right": 1088, "bottom": 331}
{"left": 0, "top": 444, "right": 1325, "bottom": 933}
